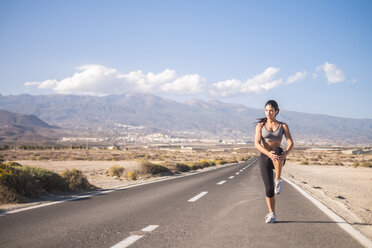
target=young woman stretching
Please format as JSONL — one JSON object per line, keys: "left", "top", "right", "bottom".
{"left": 254, "top": 100, "right": 294, "bottom": 223}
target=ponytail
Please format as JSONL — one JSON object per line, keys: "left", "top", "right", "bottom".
{"left": 256, "top": 117, "right": 267, "bottom": 124}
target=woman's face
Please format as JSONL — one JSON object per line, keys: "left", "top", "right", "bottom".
{"left": 265, "top": 104, "right": 278, "bottom": 119}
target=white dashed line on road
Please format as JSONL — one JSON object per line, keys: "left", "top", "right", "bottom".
{"left": 235, "top": 172, "right": 240, "bottom": 175}
{"left": 228, "top": 176, "right": 234, "bottom": 179}
{"left": 110, "top": 225, "right": 159, "bottom": 248}
{"left": 141, "top": 225, "right": 159, "bottom": 232}
{"left": 217, "top": 180, "right": 226, "bottom": 185}
{"left": 188, "top": 191, "right": 208, "bottom": 202}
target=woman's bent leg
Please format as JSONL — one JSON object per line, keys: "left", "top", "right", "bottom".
{"left": 273, "top": 147, "right": 284, "bottom": 180}
{"left": 273, "top": 160, "right": 284, "bottom": 180}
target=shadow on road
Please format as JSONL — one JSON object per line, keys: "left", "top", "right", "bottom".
{"left": 276, "top": 220, "right": 345, "bottom": 224}
{"left": 277, "top": 220, "right": 372, "bottom": 226}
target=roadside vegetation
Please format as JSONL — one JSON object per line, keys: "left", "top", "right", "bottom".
{"left": 0, "top": 148, "right": 252, "bottom": 204}
{"left": 108, "top": 157, "right": 250, "bottom": 181}
{"left": 0, "top": 161, "right": 95, "bottom": 204}
{"left": 288, "top": 149, "right": 372, "bottom": 168}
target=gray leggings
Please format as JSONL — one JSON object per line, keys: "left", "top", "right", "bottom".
{"left": 259, "top": 147, "right": 285, "bottom": 198}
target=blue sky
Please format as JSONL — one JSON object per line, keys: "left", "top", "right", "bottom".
{"left": 0, "top": 0, "right": 371, "bottom": 119}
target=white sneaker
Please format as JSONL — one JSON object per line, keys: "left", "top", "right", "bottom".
{"left": 275, "top": 179, "right": 283, "bottom": 194}
{"left": 265, "top": 212, "right": 276, "bottom": 223}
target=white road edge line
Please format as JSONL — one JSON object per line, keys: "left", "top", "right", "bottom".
{"left": 188, "top": 191, "right": 208, "bottom": 202}
{"left": 217, "top": 180, "right": 226, "bottom": 185}
{"left": 110, "top": 225, "right": 159, "bottom": 248}
{"left": 228, "top": 176, "right": 234, "bottom": 179}
{"left": 1, "top": 159, "right": 259, "bottom": 217}
{"left": 283, "top": 177, "right": 372, "bottom": 248}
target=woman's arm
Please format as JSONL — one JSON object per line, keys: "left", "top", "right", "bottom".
{"left": 281, "top": 123, "right": 294, "bottom": 159}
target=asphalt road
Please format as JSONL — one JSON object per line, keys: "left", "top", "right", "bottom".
{"left": 0, "top": 157, "right": 365, "bottom": 248}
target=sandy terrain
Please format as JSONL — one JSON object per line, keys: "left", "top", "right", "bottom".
{"left": 282, "top": 161, "right": 372, "bottom": 240}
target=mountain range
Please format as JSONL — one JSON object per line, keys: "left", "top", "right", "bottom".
{"left": 0, "top": 93, "right": 371, "bottom": 145}
{"left": 0, "top": 109, "right": 59, "bottom": 143}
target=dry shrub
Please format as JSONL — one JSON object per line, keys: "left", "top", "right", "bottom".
{"left": 188, "top": 162, "right": 202, "bottom": 170}
{"left": 0, "top": 185, "right": 26, "bottom": 203}
{"left": 229, "top": 158, "right": 238, "bottom": 164}
{"left": 6, "top": 161, "right": 22, "bottom": 167}
{"left": 61, "top": 169, "right": 94, "bottom": 191}
{"left": 107, "top": 165, "right": 125, "bottom": 177}
{"left": 139, "top": 160, "right": 171, "bottom": 175}
{"left": 199, "top": 160, "right": 215, "bottom": 168}
{"left": 215, "top": 159, "right": 228, "bottom": 165}
{"left": 164, "top": 162, "right": 190, "bottom": 174}
{"left": 175, "top": 163, "right": 190, "bottom": 172}
{"left": 127, "top": 171, "right": 137, "bottom": 180}
{"left": 358, "top": 161, "right": 372, "bottom": 168}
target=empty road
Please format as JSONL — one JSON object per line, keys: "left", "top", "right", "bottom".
{"left": 0, "top": 157, "right": 366, "bottom": 248}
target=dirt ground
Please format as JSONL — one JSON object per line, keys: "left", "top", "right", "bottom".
{"left": 282, "top": 161, "right": 372, "bottom": 240}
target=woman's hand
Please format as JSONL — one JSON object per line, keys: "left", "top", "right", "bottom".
{"left": 269, "top": 151, "right": 280, "bottom": 161}
{"left": 278, "top": 151, "right": 288, "bottom": 161}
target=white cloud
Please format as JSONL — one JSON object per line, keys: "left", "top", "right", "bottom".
{"left": 25, "top": 65, "right": 206, "bottom": 95}
{"left": 161, "top": 74, "right": 206, "bottom": 94}
{"left": 210, "top": 67, "right": 283, "bottom": 97}
{"left": 286, "top": 71, "right": 307, "bottom": 84}
{"left": 317, "top": 62, "right": 345, "bottom": 83}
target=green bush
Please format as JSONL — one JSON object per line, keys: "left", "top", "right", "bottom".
{"left": 26, "top": 166, "right": 68, "bottom": 192}
{"left": 107, "top": 165, "right": 125, "bottom": 177}
{"left": 0, "top": 163, "right": 41, "bottom": 197}
{"left": 300, "top": 160, "right": 309, "bottom": 165}
{"left": 0, "top": 163, "right": 91, "bottom": 203}
{"left": 60, "top": 169, "right": 94, "bottom": 191}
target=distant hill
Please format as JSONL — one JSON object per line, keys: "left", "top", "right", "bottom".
{"left": 0, "top": 94, "right": 371, "bottom": 144}
{"left": 0, "top": 109, "right": 58, "bottom": 143}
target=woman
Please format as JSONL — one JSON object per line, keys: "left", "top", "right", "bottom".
{"left": 254, "top": 100, "right": 294, "bottom": 223}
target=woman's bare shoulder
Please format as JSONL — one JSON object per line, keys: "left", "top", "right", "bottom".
{"left": 281, "top": 122, "right": 290, "bottom": 129}
{"left": 256, "top": 122, "right": 264, "bottom": 129}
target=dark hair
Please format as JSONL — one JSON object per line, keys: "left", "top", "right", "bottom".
{"left": 256, "top": 100, "right": 279, "bottom": 124}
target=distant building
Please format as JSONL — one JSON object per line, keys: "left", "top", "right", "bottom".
{"left": 107, "top": 145, "right": 120, "bottom": 150}
{"left": 342, "top": 149, "right": 372, "bottom": 155}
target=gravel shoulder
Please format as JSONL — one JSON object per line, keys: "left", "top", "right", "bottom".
{"left": 282, "top": 161, "right": 372, "bottom": 241}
